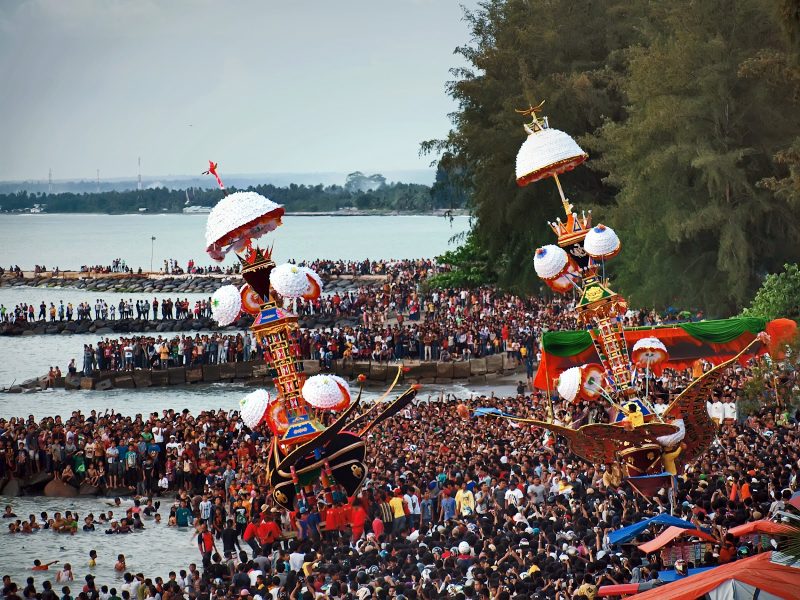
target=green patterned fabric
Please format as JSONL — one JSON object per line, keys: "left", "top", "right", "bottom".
{"left": 542, "top": 330, "right": 593, "bottom": 356}
{"left": 678, "top": 317, "right": 767, "bottom": 343}
{"left": 541, "top": 317, "right": 768, "bottom": 357}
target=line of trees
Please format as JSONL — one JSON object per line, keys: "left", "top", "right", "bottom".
{"left": 425, "top": 0, "right": 800, "bottom": 315}
{"left": 0, "top": 169, "right": 469, "bottom": 215}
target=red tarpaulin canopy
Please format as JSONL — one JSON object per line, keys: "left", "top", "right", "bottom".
{"left": 728, "top": 520, "right": 793, "bottom": 537}
{"left": 638, "top": 526, "right": 717, "bottom": 554}
{"left": 627, "top": 552, "right": 800, "bottom": 600}
{"left": 534, "top": 318, "right": 796, "bottom": 391}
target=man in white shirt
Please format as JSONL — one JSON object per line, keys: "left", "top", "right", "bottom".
{"left": 708, "top": 399, "right": 724, "bottom": 426}
{"left": 152, "top": 424, "right": 165, "bottom": 445}
{"left": 504, "top": 484, "right": 523, "bottom": 507}
{"left": 723, "top": 400, "right": 737, "bottom": 423}
{"left": 289, "top": 545, "right": 305, "bottom": 572}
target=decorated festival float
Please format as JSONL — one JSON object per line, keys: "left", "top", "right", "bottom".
{"left": 469, "top": 103, "right": 797, "bottom": 501}
{"left": 202, "top": 163, "right": 417, "bottom": 510}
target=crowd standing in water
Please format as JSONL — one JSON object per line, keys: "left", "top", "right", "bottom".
{"left": 2, "top": 350, "right": 799, "bottom": 599}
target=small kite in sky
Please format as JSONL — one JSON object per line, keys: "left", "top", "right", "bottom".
{"left": 203, "top": 160, "right": 225, "bottom": 189}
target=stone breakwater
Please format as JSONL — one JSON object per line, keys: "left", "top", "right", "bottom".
{"left": 0, "top": 312, "right": 363, "bottom": 336}
{"left": 1, "top": 273, "right": 228, "bottom": 294}
{"left": 0, "top": 315, "right": 246, "bottom": 336}
{"left": 0, "top": 272, "right": 381, "bottom": 294}
{"left": 3, "top": 353, "right": 522, "bottom": 393}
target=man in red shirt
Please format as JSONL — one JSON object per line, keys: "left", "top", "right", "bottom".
{"left": 256, "top": 512, "right": 282, "bottom": 552}
{"left": 197, "top": 524, "right": 218, "bottom": 568}
{"left": 242, "top": 516, "right": 261, "bottom": 557}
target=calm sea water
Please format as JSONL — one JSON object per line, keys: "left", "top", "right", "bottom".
{"left": 0, "top": 214, "right": 469, "bottom": 270}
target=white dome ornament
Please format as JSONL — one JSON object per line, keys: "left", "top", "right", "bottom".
{"left": 302, "top": 374, "right": 351, "bottom": 411}
{"left": 239, "top": 389, "right": 270, "bottom": 428}
{"left": 270, "top": 263, "right": 323, "bottom": 300}
{"left": 210, "top": 285, "right": 242, "bottom": 325}
{"left": 556, "top": 366, "right": 582, "bottom": 403}
{"left": 204, "top": 191, "right": 284, "bottom": 261}
{"left": 515, "top": 103, "right": 588, "bottom": 187}
{"left": 631, "top": 337, "right": 669, "bottom": 368}
{"left": 534, "top": 245, "right": 569, "bottom": 280}
{"left": 583, "top": 224, "right": 621, "bottom": 260}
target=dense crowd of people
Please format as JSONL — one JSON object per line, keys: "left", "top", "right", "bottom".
{"left": 75, "top": 333, "right": 257, "bottom": 376}
{"left": 1, "top": 348, "right": 799, "bottom": 599}
{"left": 1, "top": 298, "right": 214, "bottom": 325}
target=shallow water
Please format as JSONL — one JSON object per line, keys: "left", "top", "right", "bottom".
{"left": 0, "top": 496, "right": 203, "bottom": 591}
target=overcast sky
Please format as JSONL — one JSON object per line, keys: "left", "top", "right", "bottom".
{"left": 0, "top": 0, "right": 477, "bottom": 181}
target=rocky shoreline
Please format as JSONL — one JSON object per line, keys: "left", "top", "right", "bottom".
{"left": 0, "top": 315, "right": 246, "bottom": 336}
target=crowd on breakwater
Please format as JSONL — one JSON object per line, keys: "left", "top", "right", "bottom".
{"left": 0, "top": 259, "right": 441, "bottom": 284}
{"left": 0, "top": 357, "right": 798, "bottom": 599}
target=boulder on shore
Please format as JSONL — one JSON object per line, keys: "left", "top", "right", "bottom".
{"left": 44, "top": 479, "right": 79, "bottom": 497}
{"left": 2, "top": 478, "right": 21, "bottom": 497}
{"left": 22, "top": 471, "right": 53, "bottom": 492}
{"left": 79, "top": 482, "right": 102, "bottom": 496}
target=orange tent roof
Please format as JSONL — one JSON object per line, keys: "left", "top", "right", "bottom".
{"left": 627, "top": 552, "right": 800, "bottom": 600}
{"left": 638, "top": 526, "right": 717, "bottom": 554}
{"left": 728, "top": 519, "right": 793, "bottom": 537}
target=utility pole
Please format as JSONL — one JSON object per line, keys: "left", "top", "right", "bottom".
{"left": 48, "top": 168, "right": 52, "bottom": 194}
{"left": 96, "top": 169, "right": 100, "bottom": 193}
{"left": 138, "top": 157, "right": 142, "bottom": 191}
{"left": 150, "top": 236, "right": 156, "bottom": 273}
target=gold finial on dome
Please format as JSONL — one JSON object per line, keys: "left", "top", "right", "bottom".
{"left": 514, "top": 100, "right": 588, "bottom": 218}
{"left": 516, "top": 100, "right": 547, "bottom": 134}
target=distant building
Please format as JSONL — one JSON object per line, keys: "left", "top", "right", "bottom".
{"left": 183, "top": 206, "right": 212, "bottom": 214}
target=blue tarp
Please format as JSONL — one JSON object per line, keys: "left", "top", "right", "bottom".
{"left": 608, "top": 514, "right": 700, "bottom": 545}
{"left": 657, "top": 565, "right": 716, "bottom": 582}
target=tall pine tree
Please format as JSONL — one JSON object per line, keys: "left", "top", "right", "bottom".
{"left": 594, "top": 0, "right": 800, "bottom": 314}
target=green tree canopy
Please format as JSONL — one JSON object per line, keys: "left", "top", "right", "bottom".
{"left": 743, "top": 263, "right": 800, "bottom": 321}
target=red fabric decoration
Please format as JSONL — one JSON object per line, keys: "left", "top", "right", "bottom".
{"left": 764, "top": 318, "right": 797, "bottom": 359}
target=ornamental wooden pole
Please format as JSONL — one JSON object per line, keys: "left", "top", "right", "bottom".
{"left": 552, "top": 174, "right": 573, "bottom": 216}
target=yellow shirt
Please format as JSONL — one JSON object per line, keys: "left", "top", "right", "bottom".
{"left": 389, "top": 496, "right": 407, "bottom": 519}
{"left": 628, "top": 411, "right": 644, "bottom": 427}
{"left": 455, "top": 489, "right": 476, "bottom": 515}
